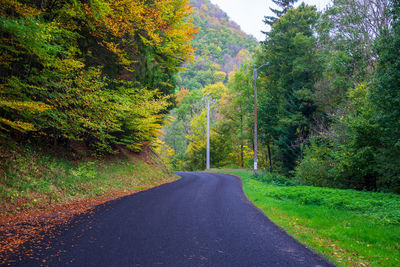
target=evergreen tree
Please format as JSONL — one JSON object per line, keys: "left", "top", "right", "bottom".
{"left": 259, "top": 4, "right": 320, "bottom": 174}
{"left": 263, "top": 0, "right": 298, "bottom": 26}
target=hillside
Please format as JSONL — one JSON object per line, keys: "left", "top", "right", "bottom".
{"left": 0, "top": 141, "right": 177, "bottom": 261}
{"left": 0, "top": 1, "right": 196, "bottom": 259}
{"left": 177, "top": 0, "right": 258, "bottom": 90}
{"left": 161, "top": 0, "right": 258, "bottom": 169}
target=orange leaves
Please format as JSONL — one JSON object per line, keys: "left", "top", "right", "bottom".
{"left": 82, "top": 0, "right": 196, "bottom": 71}
{"left": 0, "top": 0, "right": 194, "bottom": 151}
{"left": 176, "top": 87, "right": 189, "bottom": 106}
{"left": 155, "top": 0, "right": 198, "bottom": 63}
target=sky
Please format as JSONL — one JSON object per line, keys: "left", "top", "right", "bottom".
{"left": 208, "top": 0, "right": 332, "bottom": 41}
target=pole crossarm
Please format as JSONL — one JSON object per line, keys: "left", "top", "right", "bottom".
{"left": 242, "top": 63, "right": 269, "bottom": 72}
{"left": 256, "top": 63, "right": 269, "bottom": 70}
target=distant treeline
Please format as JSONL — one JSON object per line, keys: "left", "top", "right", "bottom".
{"left": 163, "top": 0, "right": 400, "bottom": 194}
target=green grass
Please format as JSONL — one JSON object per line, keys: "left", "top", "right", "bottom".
{"left": 210, "top": 169, "right": 400, "bottom": 267}
{"left": 0, "top": 143, "right": 176, "bottom": 214}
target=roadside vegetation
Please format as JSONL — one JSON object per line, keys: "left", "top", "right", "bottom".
{"left": 0, "top": 0, "right": 190, "bottom": 220}
{"left": 210, "top": 169, "right": 400, "bottom": 267}
{"left": 0, "top": 0, "right": 192, "bottom": 262}
{"left": 0, "top": 141, "right": 177, "bottom": 262}
{"left": 0, "top": 142, "right": 176, "bottom": 216}
{"left": 1, "top": 0, "right": 196, "bottom": 153}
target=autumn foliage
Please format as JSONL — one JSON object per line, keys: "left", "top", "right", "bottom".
{"left": 0, "top": 0, "right": 196, "bottom": 152}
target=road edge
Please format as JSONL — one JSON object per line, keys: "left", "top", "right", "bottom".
{"left": 202, "top": 171, "right": 336, "bottom": 267}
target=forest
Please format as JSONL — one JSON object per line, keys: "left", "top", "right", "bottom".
{"left": 0, "top": 0, "right": 196, "bottom": 153}
{"left": 1, "top": 0, "right": 399, "bottom": 194}
{"left": 162, "top": 0, "right": 400, "bottom": 194}
{"left": 1, "top": 1, "right": 399, "bottom": 265}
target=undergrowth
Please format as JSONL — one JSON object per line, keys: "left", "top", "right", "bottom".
{"left": 0, "top": 142, "right": 176, "bottom": 215}
{"left": 255, "top": 185, "right": 400, "bottom": 225}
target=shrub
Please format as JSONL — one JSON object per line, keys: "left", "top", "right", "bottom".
{"left": 295, "top": 138, "right": 335, "bottom": 187}
{"left": 256, "top": 171, "right": 298, "bottom": 186}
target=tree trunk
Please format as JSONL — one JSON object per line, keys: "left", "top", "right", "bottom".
{"left": 240, "top": 143, "right": 244, "bottom": 168}
{"left": 267, "top": 142, "right": 272, "bottom": 172}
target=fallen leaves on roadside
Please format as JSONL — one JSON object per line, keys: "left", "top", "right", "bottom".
{"left": 0, "top": 176, "right": 177, "bottom": 265}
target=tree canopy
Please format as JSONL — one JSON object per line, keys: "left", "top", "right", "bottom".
{"left": 162, "top": 0, "right": 400, "bottom": 194}
{"left": 0, "top": 0, "right": 196, "bottom": 153}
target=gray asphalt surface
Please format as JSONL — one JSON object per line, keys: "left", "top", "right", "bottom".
{"left": 6, "top": 172, "right": 334, "bottom": 266}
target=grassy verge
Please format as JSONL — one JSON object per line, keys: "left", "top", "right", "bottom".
{"left": 209, "top": 169, "right": 400, "bottom": 267}
{"left": 0, "top": 142, "right": 177, "bottom": 262}
{"left": 0, "top": 144, "right": 177, "bottom": 215}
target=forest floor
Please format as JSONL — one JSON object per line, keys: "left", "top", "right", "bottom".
{"left": 0, "top": 142, "right": 178, "bottom": 264}
{"left": 209, "top": 169, "right": 400, "bottom": 267}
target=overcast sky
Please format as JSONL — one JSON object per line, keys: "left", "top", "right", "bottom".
{"left": 209, "top": 0, "right": 332, "bottom": 41}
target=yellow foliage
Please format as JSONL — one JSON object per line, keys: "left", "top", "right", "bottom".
{"left": 211, "top": 63, "right": 221, "bottom": 71}
{"left": 0, "top": 0, "right": 41, "bottom": 17}
{"left": 154, "top": 138, "right": 175, "bottom": 165}
{"left": 0, "top": 99, "right": 51, "bottom": 112}
{"left": 228, "top": 145, "right": 254, "bottom": 167}
{"left": 0, "top": 118, "right": 36, "bottom": 132}
{"left": 186, "top": 110, "right": 207, "bottom": 154}
{"left": 213, "top": 71, "right": 227, "bottom": 83}
{"left": 0, "top": 0, "right": 194, "bottom": 153}
{"left": 54, "top": 57, "right": 85, "bottom": 73}
{"left": 236, "top": 49, "right": 251, "bottom": 62}
{"left": 83, "top": 0, "right": 197, "bottom": 71}
{"left": 202, "top": 82, "right": 228, "bottom": 99}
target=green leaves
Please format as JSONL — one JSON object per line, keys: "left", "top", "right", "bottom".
{"left": 0, "top": 0, "right": 195, "bottom": 153}
{"left": 177, "top": 0, "right": 257, "bottom": 91}
{"left": 258, "top": 4, "right": 320, "bottom": 174}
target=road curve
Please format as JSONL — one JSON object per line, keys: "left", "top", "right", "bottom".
{"left": 7, "top": 172, "right": 334, "bottom": 267}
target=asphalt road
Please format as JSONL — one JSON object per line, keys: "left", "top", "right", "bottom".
{"left": 7, "top": 172, "right": 334, "bottom": 267}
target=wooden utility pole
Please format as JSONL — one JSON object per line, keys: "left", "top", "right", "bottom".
{"left": 253, "top": 69, "right": 258, "bottom": 174}
{"left": 206, "top": 97, "right": 210, "bottom": 170}
{"left": 242, "top": 62, "right": 269, "bottom": 175}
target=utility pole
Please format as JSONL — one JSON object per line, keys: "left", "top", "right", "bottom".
{"left": 206, "top": 96, "right": 210, "bottom": 170}
{"left": 253, "top": 68, "right": 258, "bottom": 175}
{"left": 242, "top": 62, "right": 269, "bottom": 175}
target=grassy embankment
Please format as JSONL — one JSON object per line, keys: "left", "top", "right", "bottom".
{"left": 0, "top": 142, "right": 178, "bottom": 262}
{"left": 210, "top": 169, "right": 400, "bottom": 267}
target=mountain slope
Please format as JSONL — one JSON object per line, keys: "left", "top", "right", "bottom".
{"left": 178, "top": 0, "right": 258, "bottom": 90}
{"left": 161, "top": 0, "right": 258, "bottom": 170}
